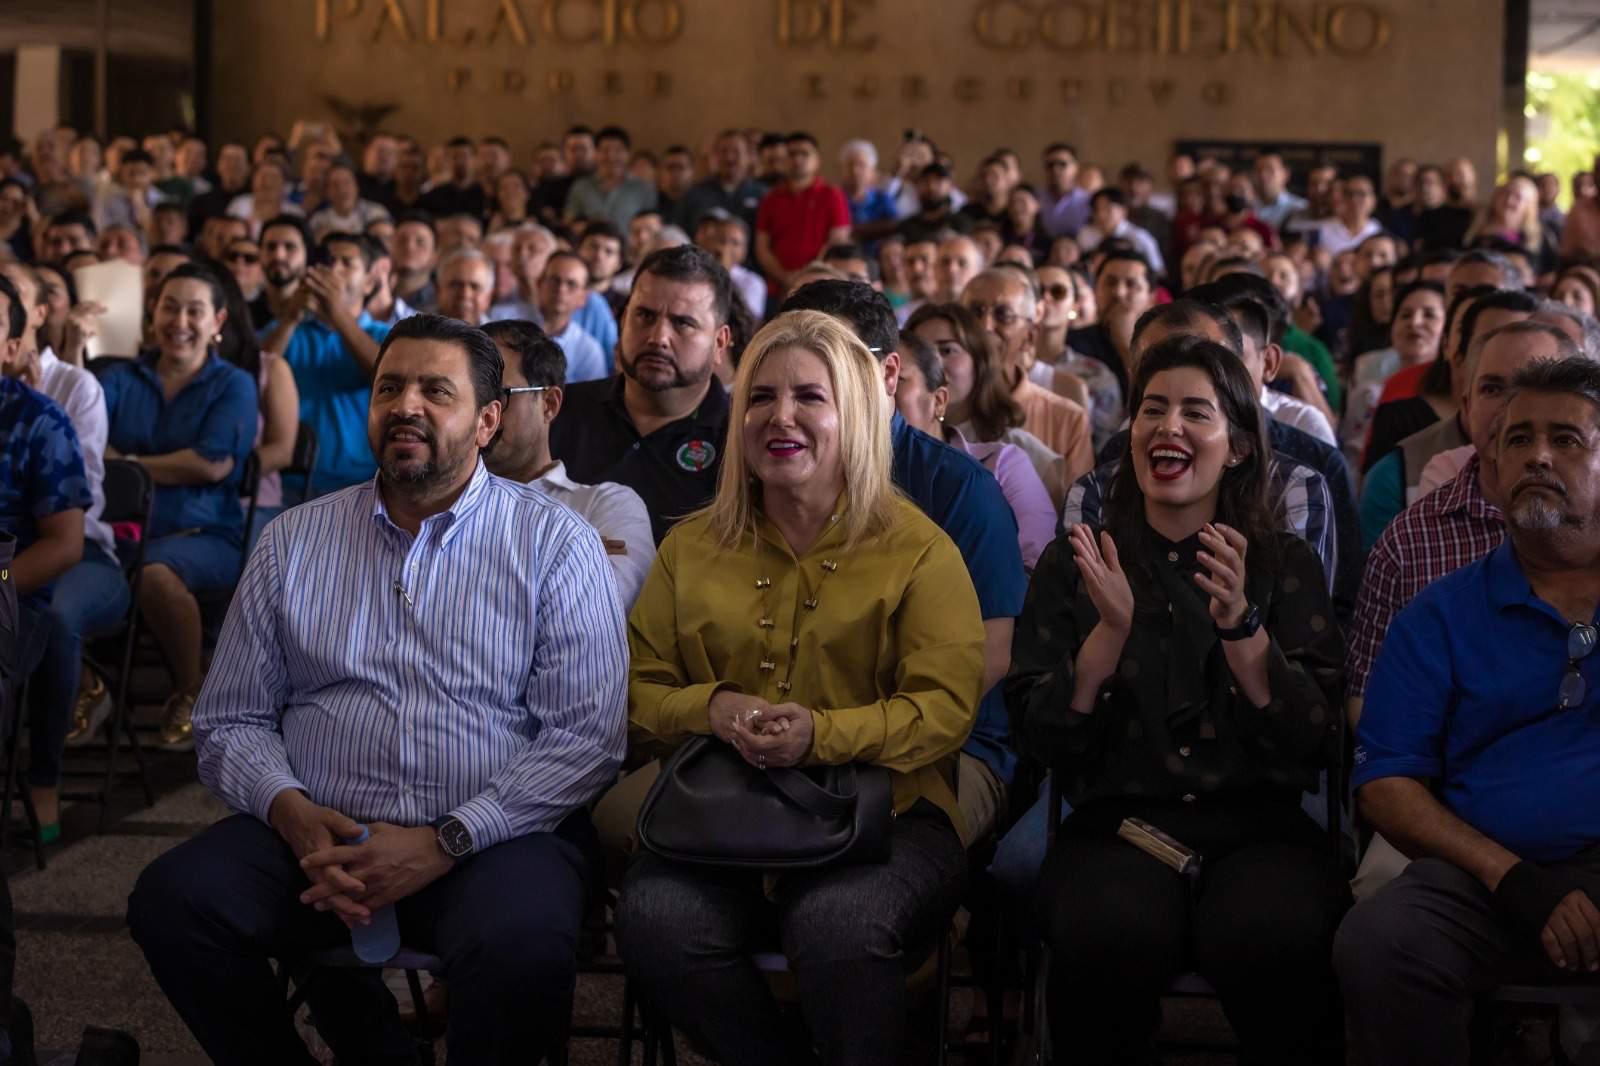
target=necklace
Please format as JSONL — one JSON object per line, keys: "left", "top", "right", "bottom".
{"left": 754, "top": 513, "right": 842, "bottom": 698}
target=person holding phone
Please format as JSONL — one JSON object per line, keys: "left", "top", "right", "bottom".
{"left": 1005, "top": 334, "right": 1348, "bottom": 1065}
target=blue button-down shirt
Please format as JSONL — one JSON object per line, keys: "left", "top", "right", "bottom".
{"left": 574, "top": 291, "right": 618, "bottom": 364}
{"left": 890, "top": 413, "right": 1028, "bottom": 783}
{"left": 100, "top": 352, "right": 256, "bottom": 542}
{"left": 1356, "top": 540, "right": 1600, "bottom": 863}
{"left": 0, "top": 379, "right": 91, "bottom": 604}
{"left": 269, "top": 313, "right": 391, "bottom": 494}
{"left": 193, "top": 462, "right": 629, "bottom": 849}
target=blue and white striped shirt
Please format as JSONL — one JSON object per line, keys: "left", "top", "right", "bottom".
{"left": 194, "top": 460, "right": 629, "bottom": 850}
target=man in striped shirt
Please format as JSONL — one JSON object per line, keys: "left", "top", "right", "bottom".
{"left": 128, "top": 313, "right": 628, "bottom": 1066}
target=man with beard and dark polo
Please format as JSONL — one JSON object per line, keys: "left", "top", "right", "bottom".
{"left": 548, "top": 244, "right": 732, "bottom": 543}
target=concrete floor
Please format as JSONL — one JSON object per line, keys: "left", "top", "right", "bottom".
{"left": 3, "top": 750, "right": 1557, "bottom": 1065}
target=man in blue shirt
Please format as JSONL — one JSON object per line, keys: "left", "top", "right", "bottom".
{"left": 261, "top": 222, "right": 391, "bottom": 494}
{"left": 1, "top": 270, "right": 92, "bottom": 845}
{"left": 779, "top": 280, "right": 1028, "bottom": 844}
{"left": 128, "top": 313, "right": 627, "bottom": 1066}
{"left": 1336, "top": 357, "right": 1600, "bottom": 1066}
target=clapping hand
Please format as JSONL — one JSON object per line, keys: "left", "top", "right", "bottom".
{"left": 1068, "top": 524, "right": 1133, "bottom": 632}
{"left": 1195, "top": 523, "right": 1250, "bottom": 628}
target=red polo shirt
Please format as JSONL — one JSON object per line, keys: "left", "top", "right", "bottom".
{"left": 756, "top": 177, "right": 850, "bottom": 275}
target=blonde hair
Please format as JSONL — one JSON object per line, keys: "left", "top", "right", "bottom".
{"left": 704, "top": 310, "right": 897, "bottom": 549}
{"left": 1468, "top": 175, "right": 1542, "bottom": 252}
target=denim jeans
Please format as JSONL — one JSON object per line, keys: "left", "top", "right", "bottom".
{"left": 24, "top": 545, "right": 130, "bottom": 788}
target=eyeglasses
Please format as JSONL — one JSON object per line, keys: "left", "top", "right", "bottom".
{"left": 226, "top": 251, "right": 259, "bottom": 264}
{"left": 503, "top": 386, "right": 552, "bottom": 397}
{"left": 966, "top": 303, "right": 1021, "bottom": 328}
{"left": 1558, "top": 622, "right": 1598, "bottom": 710}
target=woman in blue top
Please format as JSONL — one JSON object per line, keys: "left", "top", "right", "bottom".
{"left": 101, "top": 263, "right": 257, "bottom": 752}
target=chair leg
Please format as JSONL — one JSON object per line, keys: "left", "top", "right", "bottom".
{"left": 0, "top": 680, "right": 22, "bottom": 852}
{"left": 618, "top": 979, "right": 637, "bottom": 1066}
{"left": 935, "top": 934, "right": 953, "bottom": 1066}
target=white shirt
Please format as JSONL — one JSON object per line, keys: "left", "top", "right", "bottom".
{"left": 308, "top": 200, "right": 393, "bottom": 243}
{"left": 1261, "top": 387, "right": 1337, "bottom": 448}
{"left": 1315, "top": 217, "right": 1382, "bottom": 258}
{"left": 36, "top": 348, "right": 115, "bottom": 555}
{"left": 547, "top": 319, "right": 610, "bottom": 384}
{"left": 531, "top": 461, "right": 656, "bottom": 610}
{"left": 729, "top": 264, "right": 767, "bottom": 320}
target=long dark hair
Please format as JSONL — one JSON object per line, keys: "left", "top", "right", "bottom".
{"left": 192, "top": 256, "right": 262, "bottom": 380}
{"left": 1346, "top": 266, "right": 1394, "bottom": 358}
{"left": 904, "top": 302, "right": 1024, "bottom": 442}
{"left": 1103, "top": 335, "right": 1278, "bottom": 574}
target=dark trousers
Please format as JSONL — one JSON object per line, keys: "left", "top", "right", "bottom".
{"left": 1335, "top": 852, "right": 1600, "bottom": 1066}
{"left": 1036, "top": 795, "right": 1349, "bottom": 1066}
{"left": 615, "top": 805, "right": 967, "bottom": 1066}
{"left": 128, "top": 812, "right": 592, "bottom": 1066}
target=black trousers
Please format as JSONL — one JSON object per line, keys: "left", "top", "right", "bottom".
{"left": 128, "top": 812, "right": 592, "bottom": 1066}
{"left": 1335, "top": 851, "right": 1600, "bottom": 1066}
{"left": 615, "top": 804, "right": 966, "bottom": 1066}
{"left": 1035, "top": 794, "right": 1349, "bottom": 1066}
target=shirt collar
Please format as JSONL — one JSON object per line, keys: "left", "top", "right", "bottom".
{"left": 133, "top": 348, "right": 226, "bottom": 388}
{"left": 533, "top": 460, "right": 580, "bottom": 493}
{"left": 1439, "top": 453, "right": 1503, "bottom": 522}
{"left": 370, "top": 458, "right": 494, "bottom": 545}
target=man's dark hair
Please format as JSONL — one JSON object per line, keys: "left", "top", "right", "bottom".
{"left": 119, "top": 148, "right": 154, "bottom": 168}
{"left": 1097, "top": 248, "right": 1154, "bottom": 285}
{"left": 543, "top": 250, "right": 591, "bottom": 285}
{"left": 663, "top": 144, "right": 692, "bottom": 158}
{"left": 779, "top": 280, "right": 898, "bottom": 359}
{"left": 46, "top": 210, "right": 97, "bottom": 239}
{"left": 758, "top": 132, "right": 786, "bottom": 152}
{"left": 631, "top": 244, "right": 733, "bottom": 327}
{"left": 375, "top": 312, "right": 504, "bottom": 409}
{"left": 0, "top": 274, "right": 24, "bottom": 342}
{"left": 153, "top": 201, "right": 185, "bottom": 217}
{"left": 564, "top": 125, "right": 595, "bottom": 140}
{"left": 1119, "top": 162, "right": 1153, "bottom": 183}
{"left": 596, "top": 125, "right": 631, "bottom": 149}
{"left": 483, "top": 319, "right": 566, "bottom": 390}
{"left": 1043, "top": 142, "right": 1079, "bottom": 159}
{"left": 1091, "top": 187, "right": 1126, "bottom": 209}
{"left": 786, "top": 131, "right": 820, "bottom": 150}
{"left": 1131, "top": 298, "right": 1244, "bottom": 356}
{"left": 1459, "top": 288, "right": 1541, "bottom": 349}
{"left": 1197, "top": 273, "right": 1292, "bottom": 345}
{"left": 1505, "top": 357, "right": 1600, "bottom": 428}
{"left": 482, "top": 136, "right": 510, "bottom": 151}
{"left": 394, "top": 209, "right": 437, "bottom": 236}
{"left": 580, "top": 220, "right": 625, "bottom": 246}
{"left": 321, "top": 231, "right": 376, "bottom": 270}
{"left": 821, "top": 243, "right": 866, "bottom": 264}
{"left": 1454, "top": 249, "right": 1524, "bottom": 291}
{"left": 261, "top": 214, "right": 313, "bottom": 250}
{"left": 147, "top": 243, "right": 191, "bottom": 261}
{"left": 446, "top": 136, "right": 474, "bottom": 149}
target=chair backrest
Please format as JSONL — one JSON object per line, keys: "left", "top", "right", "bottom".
{"left": 84, "top": 355, "right": 133, "bottom": 380}
{"left": 285, "top": 422, "right": 319, "bottom": 504}
{"left": 100, "top": 459, "right": 156, "bottom": 580}
{"left": 236, "top": 452, "right": 262, "bottom": 501}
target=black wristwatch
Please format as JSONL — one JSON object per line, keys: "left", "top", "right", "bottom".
{"left": 1215, "top": 604, "right": 1263, "bottom": 641}
{"left": 430, "top": 815, "right": 474, "bottom": 860}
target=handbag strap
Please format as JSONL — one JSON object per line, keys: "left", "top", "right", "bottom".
{"left": 765, "top": 765, "right": 856, "bottom": 819}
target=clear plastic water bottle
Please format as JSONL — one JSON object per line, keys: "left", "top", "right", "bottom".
{"left": 344, "top": 825, "right": 401, "bottom": 963}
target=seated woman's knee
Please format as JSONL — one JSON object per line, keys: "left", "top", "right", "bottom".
{"left": 138, "top": 562, "right": 190, "bottom": 600}
{"left": 781, "top": 878, "right": 906, "bottom": 966}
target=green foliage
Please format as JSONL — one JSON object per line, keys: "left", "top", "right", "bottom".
{"left": 1525, "top": 70, "right": 1600, "bottom": 207}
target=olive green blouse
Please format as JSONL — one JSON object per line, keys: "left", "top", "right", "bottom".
{"left": 628, "top": 496, "right": 987, "bottom": 835}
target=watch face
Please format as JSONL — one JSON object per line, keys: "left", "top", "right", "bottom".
{"left": 438, "top": 818, "right": 473, "bottom": 857}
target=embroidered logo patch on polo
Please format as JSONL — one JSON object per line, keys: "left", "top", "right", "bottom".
{"left": 676, "top": 440, "right": 716, "bottom": 472}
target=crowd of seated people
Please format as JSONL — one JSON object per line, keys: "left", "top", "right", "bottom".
{"left": 2, "top": 117, "right": 1600, "bottom": 1064}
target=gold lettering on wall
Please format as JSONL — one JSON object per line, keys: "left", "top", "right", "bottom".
{"left": 371, "top": 0, "right": 416, "bottom": 42}
{"left": 777, "top": 0, "right": 878, "bottom": 48}
{"left": 546, "top": 69, "right": 576, "bottom": 93}
{"left": 488, "top": 0, "right": 532, "bottom": 43}
{"left": 623, "top": 0, "right": 684, "bottom": 42}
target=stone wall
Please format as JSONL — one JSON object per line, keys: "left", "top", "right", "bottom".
{"left": 211, "top": 0, "right": 1503, "bottom": 181}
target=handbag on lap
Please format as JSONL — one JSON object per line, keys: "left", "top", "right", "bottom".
{"left": 636, "top": 736, "right": 893, "bottom": 870}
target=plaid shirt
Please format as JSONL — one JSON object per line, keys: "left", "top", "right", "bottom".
{"left": 1062, "top": 451, "right": 1337, "bottom": 595}
{"left": 1346, "top": 454, "right": 1504, "bottom": 698}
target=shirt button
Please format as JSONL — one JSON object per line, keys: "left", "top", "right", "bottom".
{"left": 402, "top": 784, "right": 414, "bottom": 794}
{"left": 1167, "top": 551, "right": 1179, "bottom": 563}
{"left": 1179, "top": 746, "right": 1192, "bottom": 757}
{"left": 632, "top": 442, "right": 641, "bottom": 450}
{"left": 1182, "top": 793, "right": 1197, "bottom": 803}
{"left": 406, "top": 725, "right": 416, "bottom": 735}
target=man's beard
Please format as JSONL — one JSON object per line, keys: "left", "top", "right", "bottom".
{"left": 619, "top": 347, "right": 711, "bottom": 392}
{"left": 375, "top": 417, "right": 468, "bottom": 492}
{"left": 1508, "top": 477, "right": 1573, "bottom": 533}
{"left": 266, "top": 265, "right": 302, "bottom": 289}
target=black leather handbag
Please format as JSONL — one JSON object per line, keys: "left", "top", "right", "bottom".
{"left": 636, "top": 736, "right": 894, "bottom": 870}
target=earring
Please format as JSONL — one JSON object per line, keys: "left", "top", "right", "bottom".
{"left": 212, "top": 333, "right": 223, "bottom": 345}
{"left": 937, "top": 414, "right": 945, "bottom": 424}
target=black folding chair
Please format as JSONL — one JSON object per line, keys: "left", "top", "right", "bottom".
{"left": 83, "top": 355, "right": 133, "bottom": 379}
{"left": 53, "top": 460, "right": 158, "bottom": 829}
{"left": 277, "top": 422, "right": 319, "bottom": 507}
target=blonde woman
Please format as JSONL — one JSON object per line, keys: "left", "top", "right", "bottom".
{"left": 1465, "top": 175, "right": 1555, "bottom": 278}
{"left": 617, "top": 310, "right": 985, "bottom": 1066}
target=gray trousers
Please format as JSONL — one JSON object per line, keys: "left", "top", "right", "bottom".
{"left": 1335, "top": 853, "right": 1600, "bottom": 1065}
{"left": 615, "top": 804, "right": 966, "bottom": 1066}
